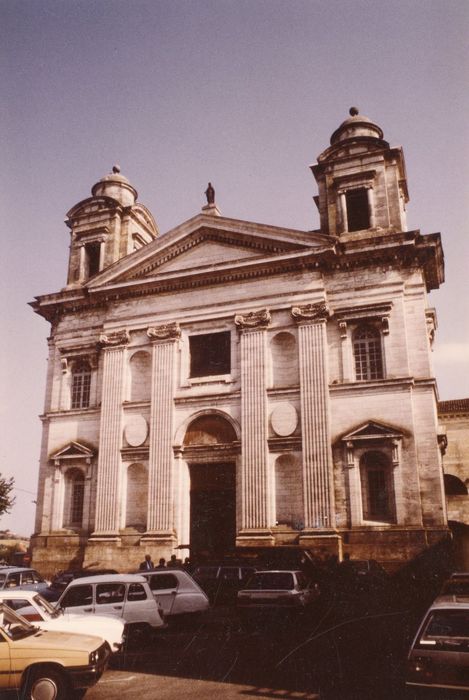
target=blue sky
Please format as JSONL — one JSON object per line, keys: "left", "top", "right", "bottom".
{"left": 1, "top": 0, "right": 468, "bottom": 535}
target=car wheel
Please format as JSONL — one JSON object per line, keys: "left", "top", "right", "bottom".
{"left": 21, "top": 666, "right": 69, "bottom": 700}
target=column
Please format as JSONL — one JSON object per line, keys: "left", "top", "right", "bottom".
{"left": 144, "top": 322, "right": 180, "bottom": 543}
{"left": 235, "top": 309, "right": 273, "bottom": 543}
{"left": 292, "top": 303, "right": 335, "bottom": 532}
{"left": 92, "top": 329, "right": 129, "bottom": 537}
{"left": 367, "top": 187, "right": 375, "bottom": 228}
{"left": 339, "top": 191, "right": 348, "bottom": 233}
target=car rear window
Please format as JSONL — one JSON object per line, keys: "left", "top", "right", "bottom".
{"left": 127, "top": 583, "right": 148, "bottom": 601}
{"left": 147, "top": 574, "right": 178, "bottom": 591}
{"left": 417, "top": 610, "right": 469, "bottom": 650}
{"left": 245, "top": 572, "right": 294, "bottom": 590}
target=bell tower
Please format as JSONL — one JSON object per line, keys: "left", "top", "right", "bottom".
{"left": 65, "top": 165, "right": 159, "bottom": 287}
{"left": 311, "top": 108, "right": 409, "bottom": 237}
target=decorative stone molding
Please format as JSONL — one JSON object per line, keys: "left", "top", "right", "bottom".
{"left": 234, "top": 308, "right": 271, "bottom": 330}
{"left": 99, "top": 329, "right": 130, "bottom": 347}
{"left": 291, "top": 302, "right": 330, "bottom": 323}
{"left": 335, "top": 302, "right": 392, "bottom": 336}
{"left": 147, "top": 322, "right": 181, "bottom": 341}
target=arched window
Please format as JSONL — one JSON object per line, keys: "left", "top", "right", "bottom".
{"left": 71, "top": 359, "right": 91, "bottom": 409}
{"left": 64, "top": 469, "right": 85, "bottom": 528}
{"left": 360, "top": 451, "right": 394, "bottom": 522}
{"left": 353, "top": 326, "right": 383, "bottom": 381}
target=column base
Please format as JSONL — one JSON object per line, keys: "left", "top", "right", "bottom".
{"left": 140, "top": 531, "right": 177, "bottom": 547}
{"left": 299, "top": 531, "right": 343, "bottom": 559}
{"left": 236, "top": 529, "right": 275, "bottom": 547}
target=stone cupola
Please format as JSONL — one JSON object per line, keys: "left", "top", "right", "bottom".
{"left": 311, "top": 108, "right": 409, "bottom": 238}
{"left": 64, "top": 165, "right": 158, "bottom": 287}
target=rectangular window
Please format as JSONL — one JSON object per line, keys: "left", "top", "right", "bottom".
{"left": 70, "top": 482, "right": 84, "bottom": 525}
{"left": 71, "top": 362, "right": 91, "bottom": 409}
{"left": 346, "top": 188, "right": 370, "bottom": 232}
{"left": 189, "top": 331, "right": 231, "bottom": 378}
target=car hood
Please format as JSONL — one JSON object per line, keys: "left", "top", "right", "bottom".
{"left": 13, "top": 628, "right": 103, "bottom": 652}
{"left": 38, "top": 615, "right": 124, "bottom": 647}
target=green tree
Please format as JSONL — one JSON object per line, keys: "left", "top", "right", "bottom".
{"left": 0, "top": 475, "right": 15, "bottom": 516}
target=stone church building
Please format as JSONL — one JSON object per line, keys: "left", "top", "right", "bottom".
{"left": 31, "top": 109, "right": 448, "bottom": 574}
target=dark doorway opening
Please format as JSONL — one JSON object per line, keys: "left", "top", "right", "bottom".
{"left": 190, "top": 462, "right": 236, "bottom": 559}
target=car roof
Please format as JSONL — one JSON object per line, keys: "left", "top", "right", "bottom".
{"left": 66, "top": 573, "right": 147, "bottom": 585}
{"left": 251, "top": 569, "right": 301, "bottom": 575}
{"left": 0, "top": 567, "right": 37, "bottom": 574}
{"left": 428, "top": 599, "right": 469, "bottom": 612}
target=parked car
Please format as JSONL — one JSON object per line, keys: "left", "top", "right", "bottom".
{"left": 0, "top": 601, "right": 110, "bottom": 699}
{"left": 0, "top": 566, "right": 50, "bottom": 594}
{"left": 192, "top": 563, "right": 258, "bottom": 603}
{"left": 57, "top": 573, "right": 165, "bottom": 633}
{"left": 406, "top": 599, "right": 469, "bottom": 694}
{"left": 435, "top": 573, "right": 469, "bottom": 603}
{"left": 43, "top": 568, "right": 119, "bottom": 602}
{"left": 137, "top": 569, "right": 209, "bottom": 620}
{"left": 0, "top": 589, "right": 125, "bottom": 652}
{"left": 237, "top": 570, "right": 319, "bottom": 615}
{"left": 335, "top": 558, "right": 388, "bottom": 595}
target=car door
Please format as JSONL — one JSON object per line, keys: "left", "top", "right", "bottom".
{"left": 0, "top": 630, "right": 12, "bottom": 690}
{"left": 59, "top": 583, "right": 94, "bottom": 615}
{"left": 94, "top": 582, "right": 126, "bottom": 620}
{"left": 123, "top": 582, "right": 160, "bottom": 625}
{"left": 146, "top": 573, "right": 179, "bottom": 616}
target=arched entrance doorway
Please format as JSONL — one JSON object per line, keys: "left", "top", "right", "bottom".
{"left": 183, "top": 414, "right": 239, "bottom": 558}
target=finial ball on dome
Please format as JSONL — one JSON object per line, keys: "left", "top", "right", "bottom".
{"left": 112, "top": 164, "right": 121, "bottom": 174}
{"left": 349, "top": 107, "right": 359, "bottom": 116}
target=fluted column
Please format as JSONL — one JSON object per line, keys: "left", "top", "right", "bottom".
{"left": 292, "top": 303, "right": 335, "bottom": 531}
{"left": 145, "top": 322, "right": 180, "bottom": 540}
{"left": 92, "top": 330, "right": 129, "bottom": 536}
{"left": 235, "top": 309, "right": 273, "bottom": 539}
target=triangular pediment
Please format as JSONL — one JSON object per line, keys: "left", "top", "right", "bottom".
{"left": 50, "top": 441, "right": 95, "bottom": 461}
{"left": 341, "top": 421, "right": 404, "bottom": 442}
{"left": 86, "top": 213, "right": 335, "bottom": 290}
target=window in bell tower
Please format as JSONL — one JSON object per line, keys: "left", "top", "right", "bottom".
{"left": 84, "top": 242, "right": 101, "bottom": 278}
{"left": 346, "top": 188, "right": 370, "bottom": 231}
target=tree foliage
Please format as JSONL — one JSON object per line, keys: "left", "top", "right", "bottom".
{"left": 0, "top": 475, "right": 15, "bottom": 516}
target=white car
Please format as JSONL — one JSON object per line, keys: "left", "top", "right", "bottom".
{"left": 237, "top": 570, "right": 320, "bottom": 613}
{"left": 0, "top": 589, "right": 125, "bottom": 653}
{"left": 57, "top": 573, "right": 165, "bottom": 632}
{"left": 138, "top": 569, "right": 210, "bottom": 620}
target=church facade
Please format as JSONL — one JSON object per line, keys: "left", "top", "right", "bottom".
{"left": 31, "top": 110, "right": 448, "bottom": 574}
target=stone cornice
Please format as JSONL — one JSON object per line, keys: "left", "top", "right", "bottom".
{"left": 30, "top": 228, "right": 443, "bottom": 323}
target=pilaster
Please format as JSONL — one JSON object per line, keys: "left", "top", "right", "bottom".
{"left": 292, "top": 302, "right": 336, "bottom": 538}
{"left": 91, "top": 330, "right": 129, "bottom": 539}
{"left": 235, "top": 309, "right": 274, "bottom": 544}
{"left": 143, "top": 322, "right": 180, "bottom": 545}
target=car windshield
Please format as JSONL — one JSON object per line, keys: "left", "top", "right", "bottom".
{"left": 245, "top": 573, "right": 294, "bottom": 590}
{"left": 0, "top": 604, "right": 39, "bottom": 640}
{"left": 33, "top": 594, "right": 61, "bottom": 619}
{"left": 440, "top": 580, "right": 469, "bottom": 596}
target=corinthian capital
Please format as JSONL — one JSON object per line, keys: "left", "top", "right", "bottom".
{"left": 234, "top": 308, "right": 271, "bottom": 330}
{"left": 291, "top": 302, "right": 330, "bottom": 323}
{"left": 147, "top": 322, "right": 181, "bottom": 341}
{"left": 99, "top": 329, "right": 130, "bottom": 347}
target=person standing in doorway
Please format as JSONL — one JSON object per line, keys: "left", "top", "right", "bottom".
{"left": 139, "top": 554, "right": 154, "bottom": 571}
